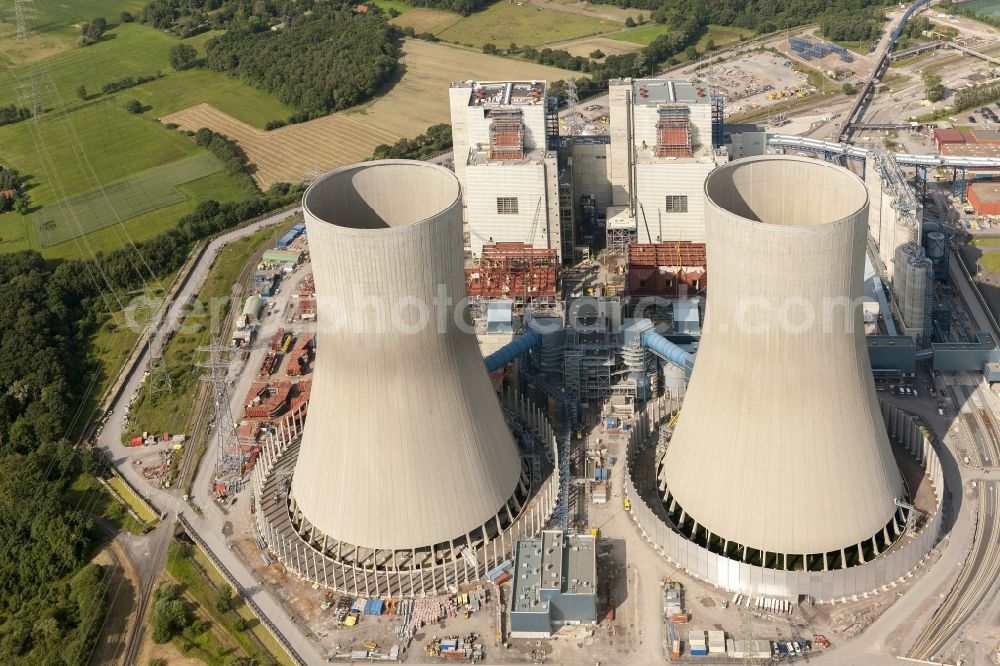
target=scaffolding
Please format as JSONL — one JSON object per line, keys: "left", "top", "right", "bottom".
{"left": 559, "top": 166, "right": 574, "bottom": 263}
{"left": 489, "top": 109, "right": 525, "bottom": 160}
{"left": 606, "top": 223, "right": 637, "bottom": 257}
{"left": 466, "top": 243, "right": 559, "bottom": 302}
{"left": 656, "top": 105, "right": 692, "bottom": 158}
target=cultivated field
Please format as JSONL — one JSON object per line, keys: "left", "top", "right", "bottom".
{"left": 558, "top": 36, "right": 641, "bottom": 58}
{"left": 161, "top": 103, "right": 399, "bottom": 188}
{"left": 35, "top": 153, "right": 224, "bottom": 247}
{"left": 134, "top": 69, "right": 294, "bottom": 128}
{"left": 0, "top": 98, "right": 247, "bottom": 257}
{"left": 531, "top": 0, "right": 637, "bottom": 24}
{"left": 0, "top": 23, "right": 176, "bottom": 110}
{"left": 437, "top": 1, "right": 619, "bottom": 47}
{"left": 391, "top": 8, "right": 462, "bottom": 34}
{"left": 161, "top": 40, "right": 576, "bottom": 188}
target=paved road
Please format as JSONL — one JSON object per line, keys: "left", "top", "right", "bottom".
{"left": 93, "top": 206, "right": 329, "bottom": 666}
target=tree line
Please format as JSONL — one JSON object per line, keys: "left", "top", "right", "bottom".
{"left": 191, "top": 127, "right": 258, "bottom": 192}
{"left": 372, "top": 124, "right": 453, "bottom": 160}
{"left": 954, "top": 79, "right": 1000, "bottom": 113}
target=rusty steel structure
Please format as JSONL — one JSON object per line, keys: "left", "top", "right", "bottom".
{"left": 466, "top": 242, "right": 560, "bottom": 301}
{"left": 627, "top": 242, "right": 707, "bottom": 297}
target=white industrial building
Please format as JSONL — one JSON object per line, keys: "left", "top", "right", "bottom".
{"left": 606, "top": 78, "right": 726, "bottom": 249}
{"left": 449, "top": 81, "right": 563, "bottom": 260}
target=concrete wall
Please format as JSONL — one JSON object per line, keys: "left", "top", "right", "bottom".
{"left": 466, "top": 161, "right": 550, "bottom": 256}
{"left": 663, "top": 156, "right": 904, "bottom": 556}
{"left": 608, "top": 81, "right": 631, "bottom": 207}
{"left": 634, "top": 161, "right": 715, "bottom": 243}
{"left": 295, "top": 161, "right": 523, "bottom": 551}
{"left": 627, "top": 399, "right": 943, "bottom": 603}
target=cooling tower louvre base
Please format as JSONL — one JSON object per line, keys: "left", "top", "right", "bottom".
{"left": 660, "top": 156, "right": 907, "bottom": 562}
{"left": 623, "top": 397, "right": 944, "bottom": 603}
{"left": 254, "top": 390, "right": 561, "bottom": 597}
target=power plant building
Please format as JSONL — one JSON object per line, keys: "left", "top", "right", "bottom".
{"left": 509, "top": 531, "right": 597, "bottom": 638}
{"left": 606, "top": 78, "right": 726, "bottom": 247}
{"left": 253, "top": 161, "right": 559, "bottom": 597}
{"left": 449, "top": 81, "right": 564, "bottom": 261}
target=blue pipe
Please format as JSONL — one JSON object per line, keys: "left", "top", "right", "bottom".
{"left": 484, "top": 329, "right": 542, "bottom": 373}
{"left": 641, "top": 328, "right": 694, "bottom": 371}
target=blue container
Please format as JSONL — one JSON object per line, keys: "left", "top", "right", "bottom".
{"left": 609, "top": 456, "right": 617, "bottom": 466}
{"left": 690, "top": 648, "right": 708, "bottom": 656}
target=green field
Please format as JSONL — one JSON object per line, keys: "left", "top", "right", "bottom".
{"left": 0, "top": 98, "right": 248, "bottom": 256}
{"left": 36, "top": 153, "right": 225, "bottom": 247}
{"left": 980, "top": 251, "right": 1000, "bottom": 273}
{"left": 65, "top": 472, "right": 146, "bottom": 535}
{"left": 610, "top": 23, "right": 754, "bottom": 50}
{"left": 437, "top": 1, "right": 619, "bottom": 47}
{"left": 0, "top": 23, "right": 293, "bottom": 126}
{"left": 370, "top": 0, "right": 415, "bottom": 14}
{"left": 131, "top": 69, "right": 294, "bottom": 127}
{"left": 0, "top": 23, "right": 176, "bottom": 110}
{"left": 167, "top": 542, "right": 288, "bottom": 666}
{"left": 0, "top": 0, "right": 146, "bottom": 64}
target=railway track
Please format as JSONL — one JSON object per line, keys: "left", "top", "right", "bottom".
{"left": 908, "top": 481, "right": 1000, "bottom": 661}
{"left": 175, "top": 222, "right": 294, "bottom": 496}
{"left": 119, "top": 516, "right": 174, "bottom": 665}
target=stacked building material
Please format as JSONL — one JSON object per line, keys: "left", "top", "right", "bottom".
{"left": 244, "top": 381, "right": 291, "bottom": 418}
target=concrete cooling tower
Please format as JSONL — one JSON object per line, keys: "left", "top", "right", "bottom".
{"left": 251, "top": 160, "right": 559, "bottom": 597}
{"left": 660, "top": 156, "right": 908, "bottom": 573}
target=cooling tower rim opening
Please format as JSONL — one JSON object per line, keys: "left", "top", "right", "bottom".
{"left": 303, "top": 159, "right": 462, "bottom": 233}
{"left": 704, "top": 155, "right": 868, "bottom": 231}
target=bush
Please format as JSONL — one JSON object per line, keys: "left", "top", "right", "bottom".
{"left": 169, "top": 43, "right": 198, "bottom": 71}
{"left": 215, "top": 586, "right": 234, "bottom": 613}
{"left": 150, "top": 582, "right": 191, "bottom": 644}
{"left": 123, "top": 99, "right": 143, "bottom": 114}
{"left": 625, "top": 16, "right": 636, "bottom": 27}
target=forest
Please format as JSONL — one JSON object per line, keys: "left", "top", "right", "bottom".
{"left": 0, "top": 180, "right": 302, "bottom": 663}
{"left": 0, "top": 251, "right": 107, "bottom": 664}
{"left": 204, "top": 5, "right": 399, "bottom": 117}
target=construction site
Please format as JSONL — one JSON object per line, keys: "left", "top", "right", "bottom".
{"left": 95, "top": 46, "right": 1000, "bottom": 662}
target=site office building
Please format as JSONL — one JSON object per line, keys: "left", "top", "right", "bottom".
{"left": 449, "top": 81, "right": 564, "bottom": 261}
{"left": 607, "top": 78, "right": 725, "bottom": 244}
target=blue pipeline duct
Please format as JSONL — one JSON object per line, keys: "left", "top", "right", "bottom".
{"left": 641, "top": 328, "right": 694, "bottom": 371}
{"left": 484, "top": 329, "right": 542, "bottom": 373}
{"left": 872, "top": 275, "right": 899, "bottom": 337}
